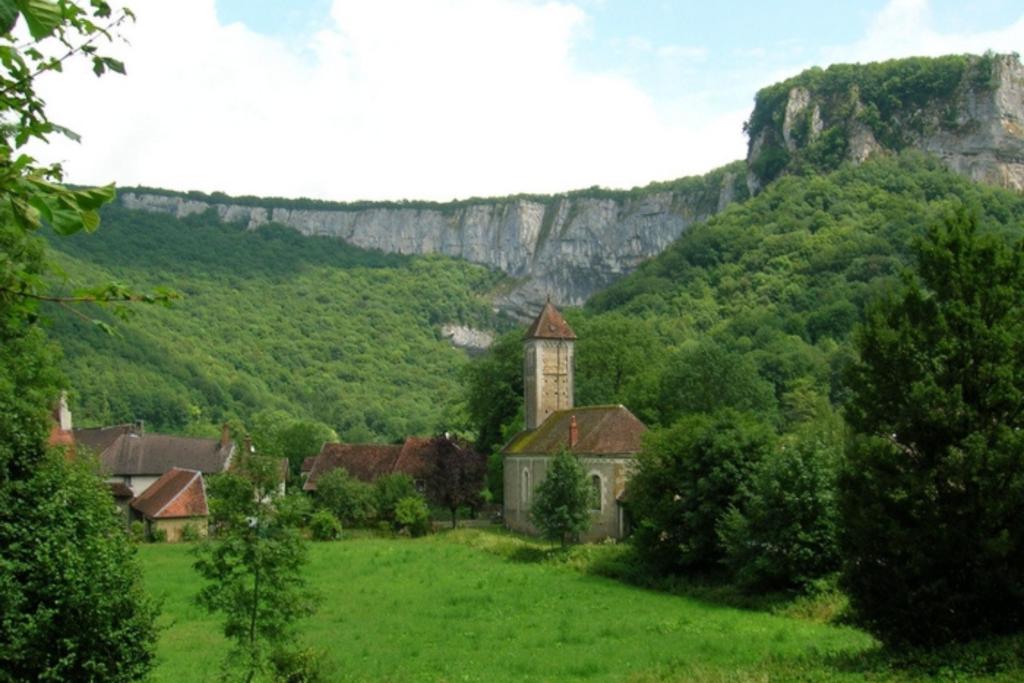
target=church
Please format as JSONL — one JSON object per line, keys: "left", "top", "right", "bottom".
{"left": 502, "top": 302, "right": 647, "bottom": 541}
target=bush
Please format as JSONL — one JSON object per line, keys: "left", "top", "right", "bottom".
{"left": 314, "top": 468, "right": 377, "bottom": 528}
{"left": 374, "top": 473, "right": 418, "bottom": 527}
{"left": 308, "top": 509, "right": 341, "bottom": 541}
{"left": 149, "top": 527, "right": 167, "bottom": 543}
{"left": 630, "top": 410, "right": 775, "bottom": 573}
{"left": 129, "top": 520, "right": 146, "bottom": 543}
{"left": 719, "top": 423, "right": 842, "bottom": 591}
{"left": 180, "top": 522, "right": 202, "bottom": 543}
{"left": 394, "top": 497, "right": 431, "bottom": 537}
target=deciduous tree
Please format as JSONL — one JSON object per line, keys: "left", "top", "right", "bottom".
{"left": 0, "top": 2, "right": 162, "bottom": 680}
{"left": 630, "top": 410, "right": 775, "bottom": 573}
{"left": 195, "top": 454, "right": 319, "bottom": 682}
{"left": 425, "top": 433, "right": 486, "bottom": 528}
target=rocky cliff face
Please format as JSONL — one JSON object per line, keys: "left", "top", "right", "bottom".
{"left": 121, "top": 169, "right": 740, "bottom": 319}
{"left": 746, "top": 53, "right": 1024, "bottom": 194}
{"left": 122, "top": 54, "right": 1023, "bottom": 319}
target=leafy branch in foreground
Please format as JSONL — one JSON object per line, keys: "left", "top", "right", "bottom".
{"left": 0, "top": 0, "right": 174, "bottom": 328}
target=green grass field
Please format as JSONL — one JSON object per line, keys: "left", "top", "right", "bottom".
{"left": 139, "top": 530, "right": 877, "bottom": 682}
{"left": 138, "top": 530, "right": 1024, "bottom": 682}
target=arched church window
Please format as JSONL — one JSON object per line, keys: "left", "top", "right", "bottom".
{"left": 590, "top": 474, "right": 602, "bottom": 511}
{"left": 522, "top": 468, "right": 531, "bottom": 505}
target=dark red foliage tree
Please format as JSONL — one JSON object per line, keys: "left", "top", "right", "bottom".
{"left": 425, "top": 435, "right": 487, "bottom": 528}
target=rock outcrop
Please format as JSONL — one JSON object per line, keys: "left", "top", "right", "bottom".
{"left": 121, "top": 168, "right": 740, "bottom": 319}
{"left": 746, "top": 52, "right": 1024, "bottom": 194}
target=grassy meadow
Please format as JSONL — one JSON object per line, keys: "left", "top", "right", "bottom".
{"left": 140, "top": 529, "right": 866, "bottom": 682}
{"left": 138, "top": 530, "right": 1024, "bottom": 682}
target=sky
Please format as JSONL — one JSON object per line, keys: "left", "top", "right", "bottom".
{"left": 30, "top": 0, "right": 1024, "bottom": 203}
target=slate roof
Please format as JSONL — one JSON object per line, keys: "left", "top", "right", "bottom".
{"left": 501, "top": 405, "right": 647, "bottom": 456}
{"left": 130, "top": 468, "right": 208, "bottom": 519}
{"left": 523, "top": 301, "right": 576, "bottom": 341}
{"left": 75, "top": 425, "right": 234, "bottom": 477}
{"left": 304, "top": 436, "right": 434, "bottom": 491}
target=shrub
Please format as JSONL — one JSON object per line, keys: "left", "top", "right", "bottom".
{"left": 129, "top": 520, "right": 146, "bottom": 543}
{"left": 149, "top": 527, "right": 167, "bottom": 543}
{"left": 308, "top": 509, "right": 341, "bottom": 541}
{"left": 394, "top": 497, "right": 431, "bottom": 537}
{"left": 180, "top": 522, "right": 202, "bottom": 543}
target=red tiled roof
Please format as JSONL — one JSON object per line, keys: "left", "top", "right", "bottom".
{"left": 75, "top": 426, "right": 233, "bottom": 477}
{"left": 501, "top": 405, "right": 647, "bottom": 456}
{"left": 130, "top": 468, "right": 207, "bottom": 519}
{"left": 304, "top": 443, "right": 403, "bottom": 491}
{"left": 394, "top": 437, "right": 432, "bottom": 479}
{"left": 523, "top": 302, "right": 576, "bottom": 341}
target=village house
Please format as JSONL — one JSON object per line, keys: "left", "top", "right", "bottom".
{"left": 75, "top": 421, "right": 235, "bottom": 497}
{"left": 303, "top": 436, "right": 433, "bottom": 492}
{"left": 502, "top": 302, "right": 647, "bottom": 542}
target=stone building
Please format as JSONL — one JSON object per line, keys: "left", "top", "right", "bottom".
{"left": 502, "top": 302, "right": 647, "bottom": 541}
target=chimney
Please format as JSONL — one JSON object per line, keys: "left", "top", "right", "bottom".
{"left": 57, "top": 390, "right": 73, "bottom": 431}
{"left": 569, "top": 415, "right": 578, "bottom": 448}
{"left": 244, "top": 435, "right": 253, "bottom": 454}
{"left": 221, "top": 422, "right": 230, "bottom": 449}
{"left": 132, "top": 420, "right": 144, "bottom": 437}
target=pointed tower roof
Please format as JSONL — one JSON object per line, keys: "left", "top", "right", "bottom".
{"left": 523, "top": 301, "right": 576, "bottom": 340}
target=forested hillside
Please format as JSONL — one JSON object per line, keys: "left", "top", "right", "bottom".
{"left": 468, "top": 151, "right": 1024, "bottom": 454}
{"left": 44, "top": 203, "right": 509, "bottom": 442}
{"left": 587, "top": 150, "right": 1024, "bottom": 421}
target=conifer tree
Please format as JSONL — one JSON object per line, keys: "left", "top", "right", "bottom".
{"left": 840, "top": 208, "right": 1024, "bottom": 646}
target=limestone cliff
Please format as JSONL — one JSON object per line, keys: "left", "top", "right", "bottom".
{"left": 120, "top": 164, "right": 743, "bottom": 319}
{"left": 746, "top": 52, "right": 1024, "bottom": 194}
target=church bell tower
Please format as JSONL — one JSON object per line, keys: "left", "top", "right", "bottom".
{"left": 523, "top": 301, "right": 576, "bottom": 430}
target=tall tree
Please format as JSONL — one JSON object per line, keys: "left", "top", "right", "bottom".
{"left": 0, "top": 2, "right": 162, "bottom": 680}
{"left": 425, "top": 433, "right": 486, "bottom": 528}
{"left": 461, "top": 328, "right": 524, "bottom": 455}
{"left": 528, "top": 448, "right": 592, "bottom": 546}
{"left": 840, "top": 208, "right": 1024, "bottom": 646}
{"left": 194, "top": 453, "right": 319, "bottom": 682}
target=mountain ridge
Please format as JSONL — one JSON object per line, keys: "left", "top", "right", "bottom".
{"left": 117, "top": 52, "right": 1024, "bottom": 318}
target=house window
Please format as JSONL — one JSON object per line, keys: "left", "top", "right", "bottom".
{"left": 590, "top": 474, "right": 602, "bottom": 511}
{"left": 522, "top": 468, "right": 531, "bottom": 506}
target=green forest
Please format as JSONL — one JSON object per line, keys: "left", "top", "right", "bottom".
{"left": 44, "top": 202, "right": 510, "bottom": 442}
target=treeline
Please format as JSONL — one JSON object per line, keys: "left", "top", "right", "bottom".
{"left": 120, "top": 159, "right": 747, "bottom": 216}
{"left": 44, "top": 203, "right": 511, "bottom": 442}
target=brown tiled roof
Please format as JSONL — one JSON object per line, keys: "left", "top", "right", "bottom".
{"left": 523, "top": 301, "right": 576, "bottom": 341}
{"left": 304, "top": 443, "right": 403, "bottom": 491}
{"left": 501, "top": 405, "right": 647, "bottom": 456}
{"left": 300, "top": 456, "right": 317, "bottom": 475}
{"left": 394, "top": 437, "right": 432, "bottom": 479}
{"left": 75, "top": 426, "right": 233, "bottom": 477}
{"left": 130, "top": 468, "right": 207, "bottom": 519}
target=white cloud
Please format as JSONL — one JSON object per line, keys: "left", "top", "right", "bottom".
{"left": 35, "top": 0, "right": 724, "bottom": 202}
{"left": 827, "top": 0, "right": 1024, "bottom": 64}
